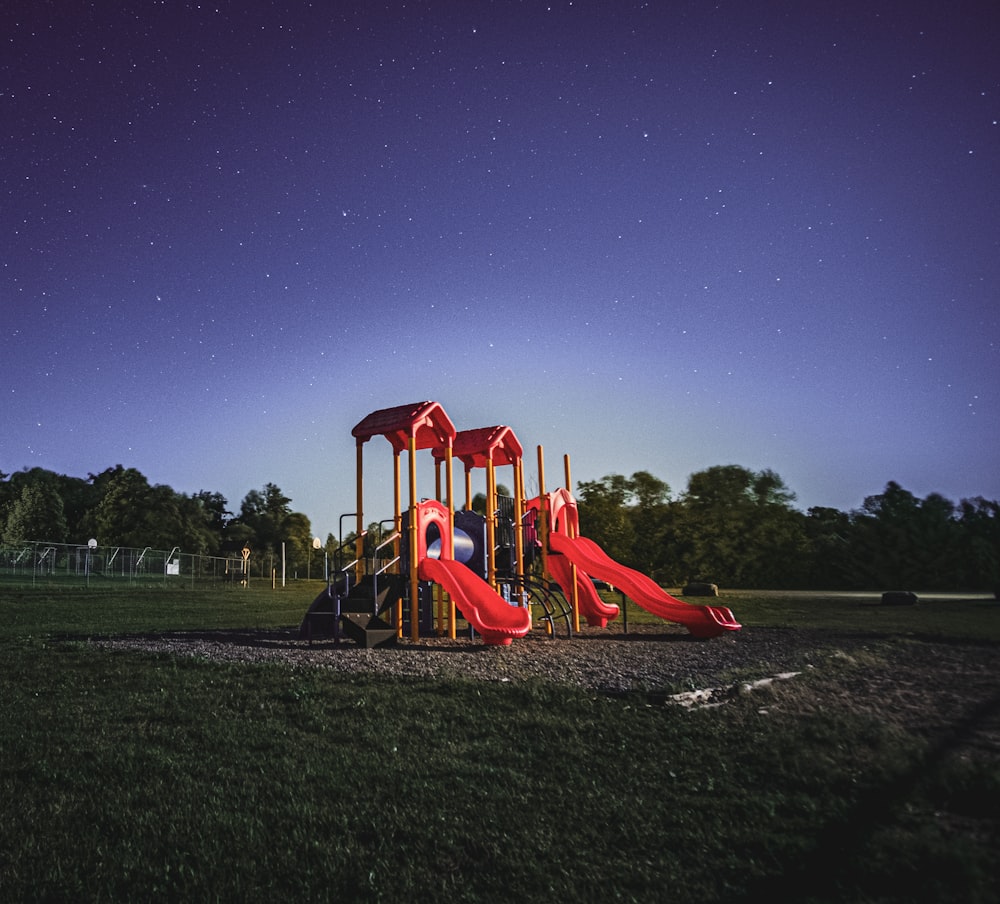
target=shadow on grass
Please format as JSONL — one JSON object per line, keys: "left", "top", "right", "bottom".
{"left": 733, "top": 688, "right": 1000, "bottom": 903}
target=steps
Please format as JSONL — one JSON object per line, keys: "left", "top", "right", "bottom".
{"left": 338, "top": 611, "right": 397, "bottom": 649}
{"left": 340, "top": 575, "right": 403, "bottom": 648}
{"left": 299, "top": 574, "right": 403, "bottom": 648}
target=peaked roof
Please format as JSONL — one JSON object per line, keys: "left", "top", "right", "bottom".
{"left": 351, "top": 401, "right": 457, "bottom": 453}
{"left": 434, "top": 425, "right": 523, "bottom": 469}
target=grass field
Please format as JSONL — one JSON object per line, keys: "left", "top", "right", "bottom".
{"left": 1, "top": 583, "right": 998, "bottom": 902}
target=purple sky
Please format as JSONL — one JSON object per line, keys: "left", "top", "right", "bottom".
{"left": 3, "top": 1, "right": 998, "bottom": 538}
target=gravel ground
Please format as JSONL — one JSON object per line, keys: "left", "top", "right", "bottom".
{"left": 94, "top": 623, "right": 1000, "bottom": 751}
{"left": 96, "top": 623, "right": 835, "bottom": 694}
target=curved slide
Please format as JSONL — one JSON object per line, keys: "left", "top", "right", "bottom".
{"left": 418, "top": 556, "right": 531, "bottom": 646}
{"left": 548, "top": 532, "right": 740, "bottom": 638}
{"left": 546, "top": 552, "right": 620, "bottom": 628}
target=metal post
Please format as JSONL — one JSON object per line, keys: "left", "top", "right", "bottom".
{"left": 355, "top": 439, "right": 365, "bottom": 585}
{"left": 514, "top": 458, "right": 526, "bottom": 608}
{"left": 565, "top": 454, "right": 580, "bottom": 633}
{"left": 536, "top": 445, "right": 548, "bottom": 579}
{"left": 408, "top": 434, "right": 419, "bottom": 642}
{"left": 486, "top": 458, "right": 497, "bottom": 589}
{"left": 446, "top": 444, "right": 456, "bottom": 639}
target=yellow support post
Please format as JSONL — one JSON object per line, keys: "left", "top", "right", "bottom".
{"left": 536, "top": 445, "right": 551, "bottom": 635}
{"left": 434, "top": 460, "right": 444, "bottom": 634}
{"left": 536, "top": 445, "right": 548, "bottom": 579}
{"left": 408, "top": 434, "right": 419, "bottom": 642}
{"left": 393, "top": 449, "right": 403, "bottom": 635}
{"left": 393, "top": 450, "right": 402, "bottom": 566}
{"left": 486, "top": 458, "right": 497, "bottom": 589}
{"left": 446, "top": 445, "right": 457, "bottom": 640}
{"left": 513, "top": 457, "right": 526, "bottom": 610}
{"left": 565, "top": 453, "right": 580, "bottom": 633}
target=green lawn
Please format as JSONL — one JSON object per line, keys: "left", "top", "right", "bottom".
{"left": 1, "top": 584, "right": 998, "bottom": 902}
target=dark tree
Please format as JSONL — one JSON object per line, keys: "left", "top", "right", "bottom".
{"left": 576, "top": 473, "right": 639, "bottom": 565}
{"left": 2, "top": 483, "right": 69, "bottom": 544}
{"left": 674, "top": 465, "right": 808, "bottom": 588}
{"left": 955, "top": 497, "right": 1000, "bottom": 593}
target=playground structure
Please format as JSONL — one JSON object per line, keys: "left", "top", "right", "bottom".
{"left": 299, "top": 401, "right": 740, "bottom": 647}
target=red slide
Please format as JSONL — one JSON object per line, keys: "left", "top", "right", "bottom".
{"left": 418, "top": 556, "right": 531, "bottom": 646}
{"left": 545, "top": 551, "right": 620, "bottom": 628}
{"left": 548, "top": 532, "right": 740, "bottom": 638}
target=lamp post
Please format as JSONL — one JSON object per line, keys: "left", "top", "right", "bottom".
{"left": 312, "top": 536, "right": 325, "bottom": 582}
{"left": 86, "top": 538, "right": 97, "bottom": 587}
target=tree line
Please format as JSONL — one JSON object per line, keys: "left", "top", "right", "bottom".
{"left": 0, "top": 465, "right": 325, "bottom": 578}
{"left": 2, "top": 463, "right": 998, "bottom": 591}
{"left": 575, "top": 466, "right": 999, "bottom": 592}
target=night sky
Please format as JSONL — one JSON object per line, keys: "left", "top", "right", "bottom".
{"left": 3, "top": 1, "right": 998, "bottom": 539}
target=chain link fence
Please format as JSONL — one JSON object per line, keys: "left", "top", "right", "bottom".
{"left": 0, "top": 540, "right": 286, "bottom": 588}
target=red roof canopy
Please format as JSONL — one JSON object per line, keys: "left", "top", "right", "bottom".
{"left": 352, "top": 401, "right": 457, "bottom": 453}
{"left": 434, "top": 425, "right": 523, "bottom": 469}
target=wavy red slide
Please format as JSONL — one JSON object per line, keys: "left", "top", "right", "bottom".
{"left": 548, "top": 532, "right": 740, "bottom": 638}
{"left": 418, "top": 556, "right": 531, "bottom": 646}
{"left": 545, "top": 551, "right": 620, "bottom": 627}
